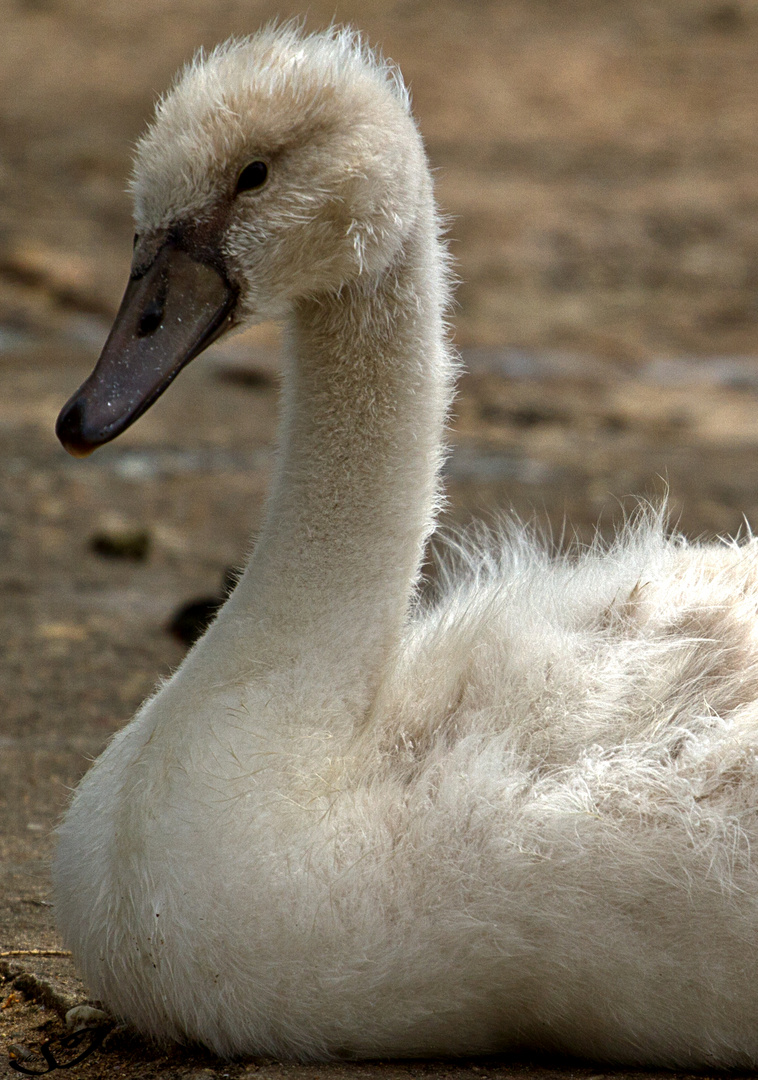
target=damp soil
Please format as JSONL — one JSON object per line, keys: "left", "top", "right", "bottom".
{"left": 4, "top": 0, "right": 758, "bottom": 1077}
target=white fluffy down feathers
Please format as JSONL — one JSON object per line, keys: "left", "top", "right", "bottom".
{"left": 53, "top": 25, "right": 758, "bottom": 1067}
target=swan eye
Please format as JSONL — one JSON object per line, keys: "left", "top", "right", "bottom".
{"left": 235, "top": 161, "right": 268, "bottom": 194}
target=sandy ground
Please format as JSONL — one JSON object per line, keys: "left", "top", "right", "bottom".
{"left": 4, "top": 0, "right": 758, "bottom": 1076}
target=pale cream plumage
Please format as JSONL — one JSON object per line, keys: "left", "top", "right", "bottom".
{"left": 54, "top": 25, "right": 758, "bottom": 1066}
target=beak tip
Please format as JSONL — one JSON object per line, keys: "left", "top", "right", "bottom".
{"left": 56, "top": 397, "right": 100, "bottom": 457}
{"left": 65, "top": 443, "right": 97, "bottom": 459}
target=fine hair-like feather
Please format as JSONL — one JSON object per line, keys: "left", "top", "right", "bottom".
{"left": 54, "top": 25, "right": 758, "bottom": 1066}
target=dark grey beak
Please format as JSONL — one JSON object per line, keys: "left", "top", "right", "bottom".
{"left": 56, "top": 239, "right": 237, "bottom": 456}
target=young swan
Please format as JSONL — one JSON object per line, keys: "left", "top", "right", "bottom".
{"left": 54, "top": 25, "right": 758, "bottom": 1066}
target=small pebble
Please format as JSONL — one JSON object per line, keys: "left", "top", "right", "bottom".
{"left": 65, "top": 1003, "right": 110, "bottom": 1030}
{"left": 8, "top": 1042, "right": 33, "bottom": 1061}
{"left": 168, "top": 567, "right": 238, "bottom": 645}
{"left": 90, "top": 515, "right": 151, "bottom": 560}
{"left": 168, "top": 596, "right": 223, "bottom": 644}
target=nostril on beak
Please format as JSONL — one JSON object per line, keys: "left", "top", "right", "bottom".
{"left": 137, "top": 298, "right": 165, "bottom": 337}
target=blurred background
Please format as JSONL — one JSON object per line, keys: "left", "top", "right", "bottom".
{"left": 4, "top": 1, "right": 758, "bottom": 536}
{"left": 4, "top": 2, "right": 758, "bottom": 1066}
{"left": 4, "top": 0, "right": 758, "bottom": 357}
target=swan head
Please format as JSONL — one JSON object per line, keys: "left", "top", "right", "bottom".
{"left": 57, "top": 25, "right": 425, "bottom": 455}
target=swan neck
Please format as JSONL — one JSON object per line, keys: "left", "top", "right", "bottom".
{"left": 226, "top": 194, "right": 452, "bottom": 714}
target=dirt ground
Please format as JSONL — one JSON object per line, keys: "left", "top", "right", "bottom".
{"left": 4, "top": 0, "right": 758, "bottom": 1076}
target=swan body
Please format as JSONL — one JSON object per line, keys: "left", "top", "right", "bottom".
{"left": 53, "top": 26, "right": 758, "bottom": 1066}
